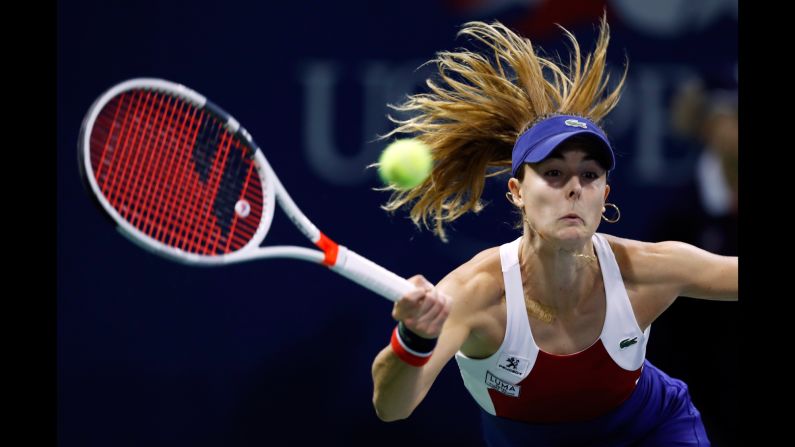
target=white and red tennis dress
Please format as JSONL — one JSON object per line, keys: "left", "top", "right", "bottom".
{"left": 454, "top": 233, "right": 650, "bottom": 423}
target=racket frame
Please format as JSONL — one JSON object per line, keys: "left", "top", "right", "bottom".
{"left": 79, "top": 78, "right": 414, "bottom": 300}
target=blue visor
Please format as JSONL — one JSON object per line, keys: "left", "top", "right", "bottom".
{"left": 511, "top": 115, "right": 615, "bottom": 177}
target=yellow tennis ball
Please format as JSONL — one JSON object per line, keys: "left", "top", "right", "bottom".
{"left": 378, "top": 138, "right": 432, "bottom": 190}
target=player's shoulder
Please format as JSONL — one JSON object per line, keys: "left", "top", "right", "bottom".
{"left": 451, "top": 245, "right": 503, "bottom": 286}
{"left": 600, "top": 233, "right": 641, "bottom": 255}
{"left": 437, "top": 246, "right": 504, "bottom": 310}
{"left": 599, "top": 232, "right": 671, "bottom": 284}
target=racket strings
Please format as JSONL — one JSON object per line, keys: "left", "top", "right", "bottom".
{"left": 89, "top": 89, "right": 264, "bottom": 255}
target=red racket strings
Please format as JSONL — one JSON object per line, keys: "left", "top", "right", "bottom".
{"left": 89, "top": 90, "right": 264, "bottom": 255}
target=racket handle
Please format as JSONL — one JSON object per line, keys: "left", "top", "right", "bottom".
{"left": 331, "top": 247, "right": 416, "bottom": 302}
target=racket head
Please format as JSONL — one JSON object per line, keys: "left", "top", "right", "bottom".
{"left": 78, "top": 78, "right": 276, "bottom": 265}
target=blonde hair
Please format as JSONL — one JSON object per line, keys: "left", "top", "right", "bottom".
{"left": 378, "top": 15, "right": 627, "bottom": 241}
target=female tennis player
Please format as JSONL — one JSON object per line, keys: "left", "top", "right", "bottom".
{"left": 370, "top": 16, "right": 737, "bottom": 447}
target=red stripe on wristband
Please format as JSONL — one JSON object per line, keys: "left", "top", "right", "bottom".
{"left": 390, "top": 325, "right": 432, "bottom": 367}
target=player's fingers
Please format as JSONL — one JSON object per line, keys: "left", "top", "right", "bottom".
{"left": 392, "top": 275, "right": 430, "bottom": 320}
{"left": 409, "top": 288, "right": 450, "bottom": 336}
{"left": 413, "top": 274, "right": 435, "bottom": 291}
{"left": 408, "top": 274, "right": 430, "bottom": 288}
{"left": 414, "top": 288, "right": 444, "bottom": 324}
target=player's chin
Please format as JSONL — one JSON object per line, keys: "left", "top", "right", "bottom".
{"left": 552, "top": 226, "right": 592, "bottom": 242}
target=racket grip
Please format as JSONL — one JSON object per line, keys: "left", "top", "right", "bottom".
{"left": 331, "top": 247, "right": 416, "bottom": 302}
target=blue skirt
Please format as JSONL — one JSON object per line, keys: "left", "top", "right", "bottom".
{"left": 480, "top": 360, "right": 710, "bottom": 447}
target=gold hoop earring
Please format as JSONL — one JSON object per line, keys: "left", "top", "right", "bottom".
{"left": 601, "top": 203, "right": 621, "bottom": 223}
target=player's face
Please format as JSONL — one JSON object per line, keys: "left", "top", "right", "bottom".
{"left": 513, "top": 146, "right": 609, "bottom": 244}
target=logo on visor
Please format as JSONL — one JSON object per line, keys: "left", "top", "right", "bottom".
{"left": 564, "top": 119, "right": 587, "bottom": 129}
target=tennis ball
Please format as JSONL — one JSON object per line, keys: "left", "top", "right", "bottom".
{"left": 378, "top": 138, "right": 432, "bottom": 190}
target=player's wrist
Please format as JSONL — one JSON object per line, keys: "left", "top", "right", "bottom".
{"left": 399, "top": 321, "right": 438, "bottom": 345}
{"left": 390, "top": 322, "right": 437, "bottom": 367}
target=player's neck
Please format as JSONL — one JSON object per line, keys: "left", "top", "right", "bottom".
{"left": 518, "top": 233, "right": 599, "bottom": 315}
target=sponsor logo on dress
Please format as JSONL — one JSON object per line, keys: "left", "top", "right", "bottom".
{"left": 620, "top": 337, "right": 638, "bottom": 349}
{"left": 485, "top": 371, "right": 521, "bottom": 397}
{"left": 497, "top": 353, "right": 528, "bottom": 375}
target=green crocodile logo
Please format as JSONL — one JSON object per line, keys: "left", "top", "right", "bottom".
{"left": 619, "top": 337, "right": 638, "bottom": 349}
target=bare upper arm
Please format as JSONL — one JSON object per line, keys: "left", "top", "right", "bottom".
{"left": 605, "top": 234, "right": 738, "bottom": 299}
{"left": 599, "top": 235, "right": 737, "bottom": 330}
{"left": 414, "top": 248, "right": 503, "bottom": 396}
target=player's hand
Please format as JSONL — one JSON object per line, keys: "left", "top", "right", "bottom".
{"left": 392, "top": 275, "right": 451, "bottom": 339}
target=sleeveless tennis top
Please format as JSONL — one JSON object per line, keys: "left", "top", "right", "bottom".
{"left": 454, "top": 233, "right": 651, "bottom": 423}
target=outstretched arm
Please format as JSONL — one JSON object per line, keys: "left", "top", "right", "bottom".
{"left": 371, "top": 255, "right": 495, "bottom": 421}
{"left": 370, "top": 274, "right": 460, "bottom": 421}
{"left": 607, "top": 235, "right": 738, "bottom": 302}
{"left": 655, "top": 241, "right": 738, "bottom": 301}
{"left": 370, "top": 300, "right": 468, "bottom": 420}
{"left": 604, "top": 235, "right": 738, "bottom": 330}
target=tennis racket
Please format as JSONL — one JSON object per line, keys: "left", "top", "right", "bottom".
{"left": 78, "top": 78, "right": 414, "bottom": 301}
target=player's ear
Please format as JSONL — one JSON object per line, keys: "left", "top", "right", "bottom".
{"left": 507, "top": 178, "right": 523, "bottom": 207}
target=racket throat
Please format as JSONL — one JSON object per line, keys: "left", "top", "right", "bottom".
{"left": 314, "top": 232, "right": 340, "bottom": 266}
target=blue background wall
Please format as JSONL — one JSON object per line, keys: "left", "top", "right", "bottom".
{"left": 58, "top": 1, "right": 739, "bottom": 445}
